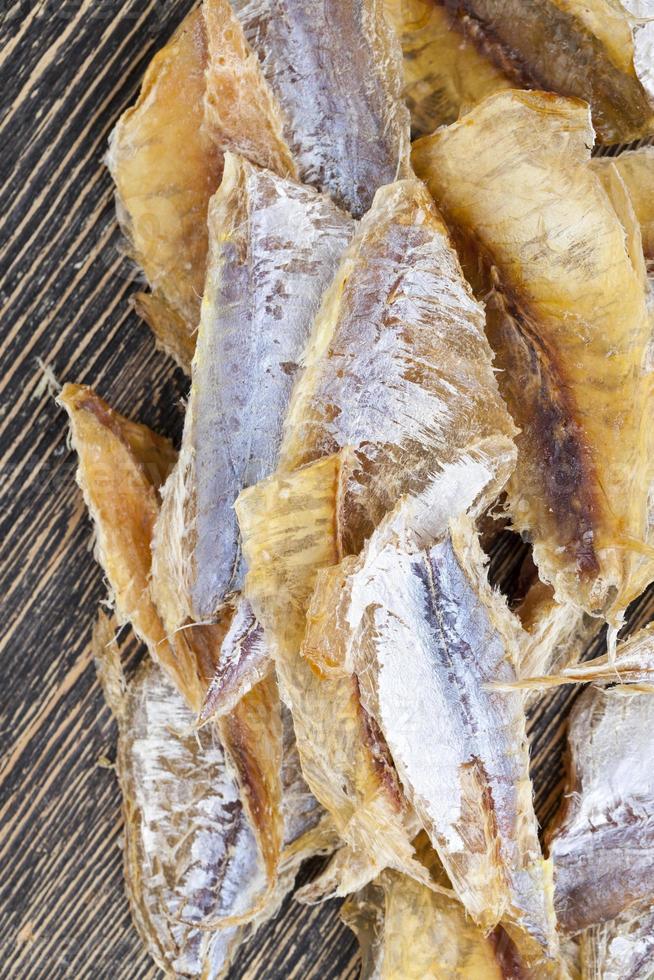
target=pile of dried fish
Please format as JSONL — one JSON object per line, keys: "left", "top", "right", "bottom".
{"left": 60, "top": 1, "right": 654, "bottom": 976}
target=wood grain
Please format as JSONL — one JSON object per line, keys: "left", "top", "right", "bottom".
{"left": 1, "top": 2, "right": 653, "bottom": 978}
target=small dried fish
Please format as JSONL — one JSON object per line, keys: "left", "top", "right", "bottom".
{"left": 581, "top": 903, "right": 654, "bottom": 980}
{"left": 384, "top": 0, "right": 510, "bottom": 136}
{"left": 414, "top": 0, "right": 654, "bottom": 144}
{"left": 151, "top": 153, "right": 353, "bottom": 634}
{"left": 592, "top": 145, "right": 654, "bottom": 260}
{"left": 278, "top": 176, "right": 517, "bottom": 553}
{"left": 228, "top": 0, "right": 411, "bottom": 216}
{"left": 107, "top": 0, "right": 295, "bottom": 371}
{"left": 414, "top": 90, "right": 654, "bottom": 626}
{"left": 547, "top": 685, "right": 654, "bottom": 932}
{"left": 94, "top": 614, "right": 276, "bottom": 979}
{"left": 314, "top": 509, "right": 560, "bottom": 963}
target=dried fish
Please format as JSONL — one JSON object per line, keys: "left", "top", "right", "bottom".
{"left": 278, "top": 176, "right": 517, "bottom": 554}
{"left": 313, "top": 509, "right": 560, "bottom": 963}
{"left": 547, "top": 685, "right": 654, "bottom": 932}
{"left": 107, "top": 0, "right": 294, "bottom": 371}
{"left": 411, "top": 0, "right": 654, "bottom": 144}
{"left": 200, "top": 597, "right": 271, "bottom": 720}
{"left": 581, "top": 903, "right": 654, "bottom": 979}
{"left": 384, "top": 0, "right": 510, "bottom": 136}
{"left": 94, "top": 614, "right": 273, "bottom": 979}
{"left": 592, "top": 145, "right": 654, "bottom": 260}
{"left": 151, "top": 152, "right": 352, "bottom": 636}
{"left": 229, "top": 0, "right": 411, "bottom": 215}
{"left": 414, "top": 90, "right": 654, "bottom": 626}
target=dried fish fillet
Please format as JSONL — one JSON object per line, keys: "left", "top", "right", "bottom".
{"left": 107, "top": 8, "right": 221, "bottom": 371}
{"left": 426, "top": 0, "right": 654, "bottom": 144}
{"left": 581, "top": 904, "right": 654, "bottom": 979}
{"left": 592, "top": 145, "right": 654, "bottom": 259}
{"left": 548, "top": 685, "right": 654, "bottom": 932}
{"left": 317, "top": 511, "right": 560, "bottom": 962}
{"left": 237, "top": 456, "right": 431, "bottom": 894}
{"left": 58, "top": 383, "right": 207, "bottom": 708}
{"left": 107, "top": 1, "right": 295, "bottom": 371}
{"left": 229, "top": 0, "right": 410, "bottom": 215}
{"left": 152, "top": 153, "right": 353, "bottom": 634}
{"left": 279, "top": 177, "right": 517, "bottom": 554}
{"left": 414, "top": 91, "right": 654, "bottom": 625}
{"left": 384, "top": 0, "right": 510, "bottom": 135}
{"left": 94, "top": 615, "right": 272, "bottom": 978}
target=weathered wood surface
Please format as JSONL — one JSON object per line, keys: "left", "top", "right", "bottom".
{"left": 1, "top": 2, "right": 653, "bottom": 978}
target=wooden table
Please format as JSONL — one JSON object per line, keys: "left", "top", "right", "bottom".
{"left": 2, "top": 2, "right": 653, "bottom": 977}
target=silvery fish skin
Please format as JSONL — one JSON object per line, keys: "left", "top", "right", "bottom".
{"left": 329, "top": 513, "right": 560, "bottom": 963}
{"left": 200, "top": 596, "right": 271, "bottom": 720}
{"left": 435, "top": 0, "right": 654, "bottom": 144}
{"left": 548, "top": 685, "right": 654, "bottom": 932}
{"left": 152, "top": 153, "right": 353, "bottom": 631}
{"left": 229, "top": 0, "right": 411, "bottom": 216}
{"left": 413, "top": 91, "right": 654, "bottom": 626}
{"left": 581, "top": 904, "right": 654, "bottom": 980}
{"left": 279, "top": 176, "right": 517, "bottom": 555}
{"left": 95, "top": 621, "right": 267, "bottom": 979}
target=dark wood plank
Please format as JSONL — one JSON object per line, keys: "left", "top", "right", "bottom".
{"left": 1, "top": 2, "right": 653, "bottom": 978}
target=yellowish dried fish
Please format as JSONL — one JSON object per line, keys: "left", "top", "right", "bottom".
{"left": 229, "top": 0, "right": 410, "bottom": 215}
{"left": 384, "top": 0, "right": 510, "bottom": 135}
{"left": 94, "top": 614, "right": 282, "bottom": 979}
{"left": 547, "top": 685, "right": 654, "bottom": 933}
{"left": 414, "top": 90, "right": 654, "bottom": 627}
{"left": 404, "top": 0, "right": 654, "bottom": 144}
{"left": 151, "top": 153, "right": 353, "bottom": 636}
{"left": 581, "top": 904, "right": 654, "bottom": 979}
{"left": 592, "top": 145, "right": 654, "bottom": 259}
{"left": 107, "top": 1, "right": 294, "bottom": 371}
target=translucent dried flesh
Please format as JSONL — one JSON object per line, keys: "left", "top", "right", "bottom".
{"left": 547, "top": 685, "right": 654, "bottom": 932}
{"left": 152, "top": 154, "right": 353, "bottom": 632}
{"left": 433, "top": 0, "right": 654, "bottom": 144}
{"left": 229, "top": 0, "right": 411, "bottom": 216}
{"left": 107, "top": 0, "right": 295, "bottom": 372}
{"left": 279, "top": 177, "right": 517, "bottom": 556}
{"left": 413, "top": 90, "right": 654, "bottom": 625}
{"left": 94, "top": 616, "right": 270, "bottom": 979}
{"left": 592, "top": 145, "right": 654, "bottom": 259}
{"left": 581, "top": 904, "right": 654, "bottom": 980}
{"left": 384, "top": 0, "right": 510, "bottom": 136}
{"left": 107, "top": 8, "right": 221, "bottom": 372}
{"left": 237, "top": 456, "right": 430, "bottom": 894}
{"left": 317, "top": 511, "right": 561, "bottom": 964}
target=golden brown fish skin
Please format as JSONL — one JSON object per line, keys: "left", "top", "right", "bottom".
{"left": 438, "top": 0, "right": 654, "bottom": 144}
{"left": 413, "top": 90, "right": 654, "bottom": 624}
{"left": 547, "top": 686, "right": 654, "bottom": 933}
{"left": 279, "top": 177, "right": 517, "bottom": 555}
{"left": 581, "top": 904, "right": 654, "bottom": 980}
{"left": 151, "top": 154, "right": 353, "bottom": 634}
{"left": 384, "top": 0, "right": 510, "bottom": 136}
{"left": 592, "top": 146, "right": 654, "bottom": 260}
{"left": 229, "top": 0, "right": 410, "bottom": 216}
{"left": 107, "top": 8, "right": 221, "bottom": 372}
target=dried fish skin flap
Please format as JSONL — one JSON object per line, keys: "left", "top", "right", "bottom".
{"left": 548, "top": 685, "right": 654, "bottom": 933}
{"left": 58, "top": 383, "right": 206, "bottom": 709}
{"left": 592, "top": 145, "right": 654, "bottom": 260}
{"left": 229, "top": 0, "right": 410, "bottom": 216}
{"left": 98, "top": 647, "right": 268, "bottom": 978}
{"left": 106, "top": 8, "right": 221, "bottom": 372}
{"left": 201, "top": 596, "right": 271, "bottom": 720}
{"left": 279, "top": 177, "right": 517, "bottom": 555}
{"left": 237, "top": 456, "right": 431, "bottom": 894}
{"left": 581, "top": 904, "right": 654, "bottom": 980}
{"left": 384, "top": 0, "right": 510, "bottom": 136}
{"left": 432, "top": 0, "right": 654, "bottom": 144}
{"left": 151, "top": 153, "right": 353, "bottom": 632}
{"left": 414, "top": 91, "right": 654, "bottom": 625}
{"left": 333, "top": 513, "right": 559, "bottom": 961}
